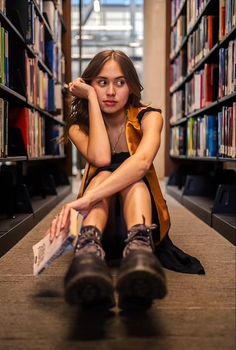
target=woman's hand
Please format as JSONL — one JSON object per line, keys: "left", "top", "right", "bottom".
{"left": 49, "top": 206, "right": 70, "bottom": 243}
{"left": 49, "top": 191, "right": 95, "bottom": 242}
{"left": 61, "top": 192, "right": 94, "bottom": 226}
{"left": 68, "top": 78, "right": 95, "bottom": 100}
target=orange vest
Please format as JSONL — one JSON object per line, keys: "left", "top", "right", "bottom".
{"left": 78, "top": 107, "right": 171, "bottom": 243}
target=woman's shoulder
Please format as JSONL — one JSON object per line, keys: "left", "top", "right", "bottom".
{"left": 128, "top": 106, "right": 162, "bottom": 123}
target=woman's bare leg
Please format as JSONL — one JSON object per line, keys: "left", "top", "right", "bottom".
{"left": 117, "top": 180, "right": 167, "bottom": 309}
{"left": 120, "top": 180, "right": 152, "bottom": 229}
{"left": 82, "top": 171, "right": 112, "bottom": 232}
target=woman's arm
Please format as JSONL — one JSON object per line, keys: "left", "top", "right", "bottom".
{"left": 69, "top": 80, "right": 111, "bottom": 167}
{"left": 61, "top": 111, "right": 163, "bottom": 225}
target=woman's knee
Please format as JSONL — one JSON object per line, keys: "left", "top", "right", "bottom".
{"left": 86, "top": 171, "right": 112, "bottom": 190}
{"left": 120, "top": 179, "right": 148, "bottom": 198}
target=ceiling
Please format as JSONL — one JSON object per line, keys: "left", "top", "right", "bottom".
{"left": 71, "top": 0, "right": 144, "bottom": 77}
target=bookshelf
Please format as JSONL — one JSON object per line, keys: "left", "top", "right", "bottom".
{"left": 166, "top": 0, "right": 236, "bottom": 245}
{"left": 0, "top": 0, "right": 72, "bottom": 257}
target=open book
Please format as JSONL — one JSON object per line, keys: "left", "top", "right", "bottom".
{"left": 33, "top": 209, "right": 83, "bottom": 276}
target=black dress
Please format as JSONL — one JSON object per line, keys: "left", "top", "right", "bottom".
{"left": 94, "top": 152, "right": 205, "bottom": 275}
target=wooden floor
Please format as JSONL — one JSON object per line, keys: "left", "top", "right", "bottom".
{"left": 0, "top": 179, "right": 235, "bottom": 350}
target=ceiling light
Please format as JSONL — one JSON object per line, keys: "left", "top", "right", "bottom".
{"left": 129, "top": 42, "right": 140, "bottom": 47}
{"left": 93, "top": 0, "right": 100, "bottom": 12}
{"left": 82, "top": 25, "right": 133, "bottom": 31}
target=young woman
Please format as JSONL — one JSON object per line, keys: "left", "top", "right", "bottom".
{"left": 50, "top": 50, "right": 204, "bottom": 310}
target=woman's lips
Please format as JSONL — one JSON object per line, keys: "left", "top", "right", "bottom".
{"left": 103, "top": 100, "right": 117, "bottom": 107}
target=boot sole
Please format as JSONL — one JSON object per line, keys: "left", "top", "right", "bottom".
{"left": 117, "top": 261, "right": 167, "bottom": 310}
{"left": 65, "top": 272, "right": 115, "bottom": 309}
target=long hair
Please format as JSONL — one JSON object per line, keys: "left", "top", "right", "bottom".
{"left": 66, "top": 50, "right": 144, "bottom": 136}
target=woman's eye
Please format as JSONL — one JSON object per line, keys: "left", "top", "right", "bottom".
{"left": 116, "top": 80, "right": 125, "bottom": 87}
{"left": 98, "top": 80, "right": 107, "bottom": 86}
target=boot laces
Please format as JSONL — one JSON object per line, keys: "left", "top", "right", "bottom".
{"left": 75, "top": 227, "right": 104, "bottom": 258}
{"left": 124, "top": 223, "right": 157, "bottom": 254}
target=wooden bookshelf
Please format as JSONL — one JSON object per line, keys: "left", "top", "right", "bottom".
{"left": 0, "top": 0, "right": 72, "bottom": 257}
{"left": 166, "top": 0, "right": 236, "bottom": 245}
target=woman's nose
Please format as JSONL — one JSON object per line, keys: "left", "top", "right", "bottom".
{"left": 107, "top": 83, "right": 115, "bottom": 95}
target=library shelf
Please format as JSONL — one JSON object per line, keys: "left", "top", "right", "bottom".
{"left": 186, "top": 0, "right": 214, "bottom": 37}
{"left": 170, "top": 35, "right": 188, "bottom": 62}
{"left": 167, "top": 0, "right": 236, "bottom": 245}
{"left": 170, "top": 117, "right": 188, "bottom": 126}
{"left": 0, "top": 10, "right": 37, "bottom": 59}
{"left": 26, "top": 102, "right": 65, "bottom": 126}
{"left": 0, "top": 9, "right": 55, "bottom": 78}
{"left": 0, "top": 184, "right": 71, "bottom": 258}
{"left": 170, "top": 43, "right": 219, "bottom": 94}
{"left": 0, "top": 84, "right": 26, "bottom": 102}
{"left": 28, "top": 155, "right": 66, "bottom": 161}
{"left": 38, "top": 58, "right": 53, "bottom": 78}
{"left": 171, "top": 0, "right": 187, "bottom": 29}
{"left": 166, "top": 184, "right": 183, "bottom": 203}
{"left": 187, "top": 92, "right": 236, "bottom": 118}
{"left": 170, "top": 155, "right": 236, "bottom": 163}
{"left": 219, "top": 25, "right": 236, "bottom": 48}
{"left": 0, "top": 1, "right": 72, "bottom": 257}
{"left": 166, "top": 178, "right": 236, "bottom": 245}
{"left": 31, "top": 0, "right": 54, "bottom": 40}
{"left": 0, "top": 156, "right": 27, "bottom": 163}
{"left": 212, "top": 214, "right": 236, "bottom": 245}
{"left": 0, "top": 10, "right": 25, "bottom": 44}
{"left": 181, "top": 195, "right": 213, "bottom": 225}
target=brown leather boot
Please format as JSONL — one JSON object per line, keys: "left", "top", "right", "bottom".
{"left": 64, "top": 226, "right": 115, "bottom": 309}
{"left": 116, "top": 222, "right": 167, "bottom": 310}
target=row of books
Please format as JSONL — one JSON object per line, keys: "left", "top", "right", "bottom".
{"left": 185, "top": 63, "right": 218, "bottom": 115}
{"left": 6, "top": 1, "right": 64, "bottom": 83}
{"left": 187, "top": 115, "right": 218, "bottom": 157}
{"left": 187, "top": 15, "right": 218, "bottom": 73}
{"left": 170, "top": 103, "right": 236, "bottom": 158}
{"left": 171, "top": 36, "right": 236, "bottom": 106}
{"left": 9, "top": 107, "right": 46, "bottom": 158}
{"left": 171, "top": 0, "right": 186, "bottom": 25}
{"left": 219, "top": 0, "right": 236, "bottom": 41}
{"left": 27, "top": 2, "right": 45, "bottom": 61}
{"left": 0, "top": 23, "right": 9, "bottom": 86}
{"left": 219, "top": 40, "right": 236, "bottom": 98}
{"left": 43, "top": 1, "right": 62, "bottom": 43}
{"left": 171, "top": 62, "right": 218, "bottom": 118}
{"left": 170, "top": 125, "right": 186, "bottom": 156}
{"left": 186, "top": 0, "right": 209, "bottom": 32}
{"left": 186, "top": 0, "right": 236, "bottom": 36}
{"left": 172, "top": 0, "right": 236, "bottom": 66}
{"left": 26, "top": 1, "right": 63, "bottom": 60}
{"left": 170, "top": 89, "right": 185, "bottom": 122}
{"left": 0, "top": 104, "right": 65, "bottom": 158}
{"left": 170, "top": 15, "right": 186, "bottom": 56}
{"left": 218, "top": 103, "right": 236, "bottom": 157}
{"left": 45, "top": 40, "right": 65, "bottom": 84}
{"left": 170, "top": 50, "right": 187, "bottom": 88}
{"left": 26, "top": 53, "right": 63, "bottom": 113}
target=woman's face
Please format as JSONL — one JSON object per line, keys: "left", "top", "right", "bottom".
{"left": 91, "top": 59, "right": 130, "bottom": 115}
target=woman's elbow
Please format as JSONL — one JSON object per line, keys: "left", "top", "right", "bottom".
{"left": 93, "top": 155, "right": 111, "bottom": 168}
{"left": 139, "top": 157, "right": 153, "bottom": 175}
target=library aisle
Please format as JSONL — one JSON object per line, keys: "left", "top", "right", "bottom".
{"left": 0, "top": 181, "right": 235, "bottom": 350}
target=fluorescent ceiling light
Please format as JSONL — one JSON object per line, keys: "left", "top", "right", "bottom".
{"left": 129, "top": 42, "right": 140, "bottom": 47}
{"left": 82, "top": 25, "right": 133, "bottom": 31}
{"left": 93, "top": 0, "right": 100, "bottom": 12}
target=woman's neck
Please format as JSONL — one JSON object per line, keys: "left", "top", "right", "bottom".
{"left": 103, "top": 109, "right": 127, "bottom": 128}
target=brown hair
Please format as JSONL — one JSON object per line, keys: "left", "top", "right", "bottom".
{"left": 66, "top": 50, "right": 144, "bottom": 136}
